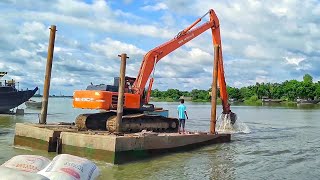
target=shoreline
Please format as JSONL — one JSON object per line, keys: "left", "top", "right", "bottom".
{"left": 150, "top": 98, "right": 320, "bottom": 106}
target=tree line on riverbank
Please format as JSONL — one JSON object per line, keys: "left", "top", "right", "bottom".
{"left": 151, "top": 74, "right": 320, "bottom": 103}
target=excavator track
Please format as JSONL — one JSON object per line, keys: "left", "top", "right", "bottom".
{"left": 107, "top": 114, "right": 179, "bottom": 133}
{"left": 75, "top": 112, "right": 179, "bottom": 133}
{"left": 75, "top": 111, "right": 116, "bottom": 131}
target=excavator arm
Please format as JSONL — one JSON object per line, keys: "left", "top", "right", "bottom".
{"left": 132, "top": 9, "right": 230, "bottom": 113}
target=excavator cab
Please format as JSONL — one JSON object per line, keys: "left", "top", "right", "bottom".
{"left": 86, "top": 76, "right": 135, "bottom": 93}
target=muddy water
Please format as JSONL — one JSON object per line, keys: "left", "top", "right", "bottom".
{"left": 1, "top": 97, "right": 320, "bottom": 179}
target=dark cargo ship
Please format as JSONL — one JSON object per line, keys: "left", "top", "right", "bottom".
{"left": 0, "top": 72, "right": 38, "bottom": 113}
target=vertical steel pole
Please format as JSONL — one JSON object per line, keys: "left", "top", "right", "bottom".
{"left": 210, "top": 45, "right": 219, "bottom": 134}
{"left": 40, "top": 25, "right": 56, "bottom": 124}
{"left": 115, "top": 53, "right": 128, "bottom": 132}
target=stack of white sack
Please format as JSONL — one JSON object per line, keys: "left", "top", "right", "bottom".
{"left": 0, "top": 154, "right": 100, "bottom": 180}
{"left": 38, "top": 154, "right": 100, "bottom": 180}
{"left": 0, "top": 155, "right": 51, "bottom": 179}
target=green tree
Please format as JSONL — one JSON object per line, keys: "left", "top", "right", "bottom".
{"left": 298, "top": 81, "right": 315, "bottom": 99}
{"left": 151, "top": 89, "right": 162, "bottom": 98}
{"left": 163, "top": 89, "right": 182, "bottom": 100}
{"left": 315, "top": 82, "right": 320, "bottom": 98}
{"left": 191, "top": 89, "right": 210, "bottom": 101}
{"left": 181, "top": 91, "right": 191, "bottom": 97}
{"left": 303, "top": 74, "right": 313, "bottom": 84}
{"left": 150, "top": 73, "right": 319, "bottom": 103}
{"left": 240, "top": 87, "right": 254, "bottom": 100}
{"left": 255, "top": 83, "right": 270, "bottom": 99}
{"left": 270, "top": 83, "right": 284, "bottom": 99}
{"left": 282, "top": 80, "right": 300, "bottom": 101}
{"left": 227, "top": 86, "right": 242, "bottom": 100}
{"left": 298, "top": 74, "right": 315, "bottom": 99}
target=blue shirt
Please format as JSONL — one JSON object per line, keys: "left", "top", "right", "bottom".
{"left": 177, "top": 104, "right": 186, "bottom": 119}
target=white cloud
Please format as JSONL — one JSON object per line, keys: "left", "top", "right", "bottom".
{"left": 90, "top": 38, "right": 146, "bottom": 59}
{"left": 16, "top": 11, "right": 174, "bottom": 39}
{"left": 284, "top": 56, "right": 305, "bottom": 66}
{"left": 270, "top": 6, "right": 288, "bottom": 17}
{"left": 160, "top": 13, "right": 176, "bottom": 27}
{"left": 161, "top": 48, "right": 212, "bottom": 66}
{"left": 244, "top": 44, "right": 269, "bottom": 59}
{"left": 255, "top": 76, "right": 268, "bottom": 83}
{"left": 10, "top": 49, "right": 35, "bottom": 58}
{"left": 54, "top": 0, "right": 95, "bottom": 18}
{"left": 51, "top": 77, "right": 80, "bottom": 86}
{"left": 18, "top": 21, "right": 47, "bottom": 41}
{"left": 233, "top": 81, "right": 244, "bottom": 87}
{"left": 142, "top": 3, "right": 168, "bottom": 11}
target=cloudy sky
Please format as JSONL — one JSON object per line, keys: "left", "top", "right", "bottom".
{"left": 1, "top": 0, "right": 319, "bottom": 95}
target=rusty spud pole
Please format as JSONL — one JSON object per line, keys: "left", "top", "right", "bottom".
{"left": 210, "top": 45, "right": 219, "bottom": 134}
{"left": 115, "top": 53, "right": 129, "bottom": 132}
{"left": 40, "top": 25, "right": 56, "bottom": 124}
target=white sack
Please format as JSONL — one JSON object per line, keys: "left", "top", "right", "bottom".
{"left": 1, "top": 155, "right": 51, "bottom": 173}
{"left": 0, "top": 166, "right": 49, "bottom": 180}
{"left": 38, "top": 154, "right": 99, "bottom": 180}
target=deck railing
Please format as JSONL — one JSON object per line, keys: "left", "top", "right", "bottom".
{"left": 0, "top": 80, "right": 19, "bottom": 90}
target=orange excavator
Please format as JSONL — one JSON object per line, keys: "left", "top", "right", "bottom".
{"left": 73, "top": 9, "right": 234, "bottom": 132}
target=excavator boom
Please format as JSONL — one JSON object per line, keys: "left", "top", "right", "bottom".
{"left": 132, "top": 9, "right": 229, "bottom": 112}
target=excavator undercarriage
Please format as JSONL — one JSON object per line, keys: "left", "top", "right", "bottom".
{"left": 75, "top": 111, "right": 179, "bottom": 133}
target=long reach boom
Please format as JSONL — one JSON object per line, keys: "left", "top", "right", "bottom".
{"left": 132, "top": 9, "right": 229, "bottom": 113}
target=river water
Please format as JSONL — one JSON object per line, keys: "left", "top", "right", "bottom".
{"left": 1, "top": 97, "right": 320, "bottom": 180}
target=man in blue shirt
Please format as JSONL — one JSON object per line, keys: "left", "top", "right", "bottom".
{"left": 177, "top": 99, "right": 188, "bottom": 134}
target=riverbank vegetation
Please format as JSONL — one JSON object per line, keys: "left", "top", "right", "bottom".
{"left": 151, "top": 74, "right": 320, "bottom": 103}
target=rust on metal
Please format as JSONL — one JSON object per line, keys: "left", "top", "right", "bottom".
{"left": 75, "top": 112, "right": 116, "bottom": 131}
{"left": 75, "top": 114, "right": 89, "bottom": 131}
{"left": 210, "top": 45, "right": 219, "bottom": 134}
{"left": 40, "top": 25, "right": 57, "bottom": 124}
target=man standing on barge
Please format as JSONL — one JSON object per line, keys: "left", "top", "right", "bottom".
{"left": 177, "top": 99, "right": 188, "bottom": 134}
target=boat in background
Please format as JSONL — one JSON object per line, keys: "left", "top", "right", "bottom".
{"left": 0, "top": 72, "right": 38, "bottom": 113}
{"left": 229, "top": 98, "right": 244, "bottom": 103}
{"left": 296, "top": 98, "right": 320, "bottom": 104}
{"left": 261, "top": 96, "right": 283, "bottom": 103}
{"left": 262, "top": 99, "right": 283, "bottom": 103}
{"left": 25, "top": 99, "right": 42, "bottom": 109}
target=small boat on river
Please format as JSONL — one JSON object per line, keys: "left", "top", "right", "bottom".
{"left": 296, "top": 98, "right": 320, "bottom": 104}
{"left": 262, "top": 99, "right": 283, "bottom": 103}
{"left": 262, "top": 97, "right": 283, "bottom": 103}
{"left": 0, "top": 72, "right": 38, "bottom": 113}
{"left": 25, "top": 99, "right": 42, "bottom": 109}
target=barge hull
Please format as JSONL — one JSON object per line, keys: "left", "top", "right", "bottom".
{"left": 14, "top": 123, "right": 231, "bottom": 164}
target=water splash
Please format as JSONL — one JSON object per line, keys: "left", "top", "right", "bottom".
{"left": 216, "top": 113, "right": 250, "bottom": 134}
